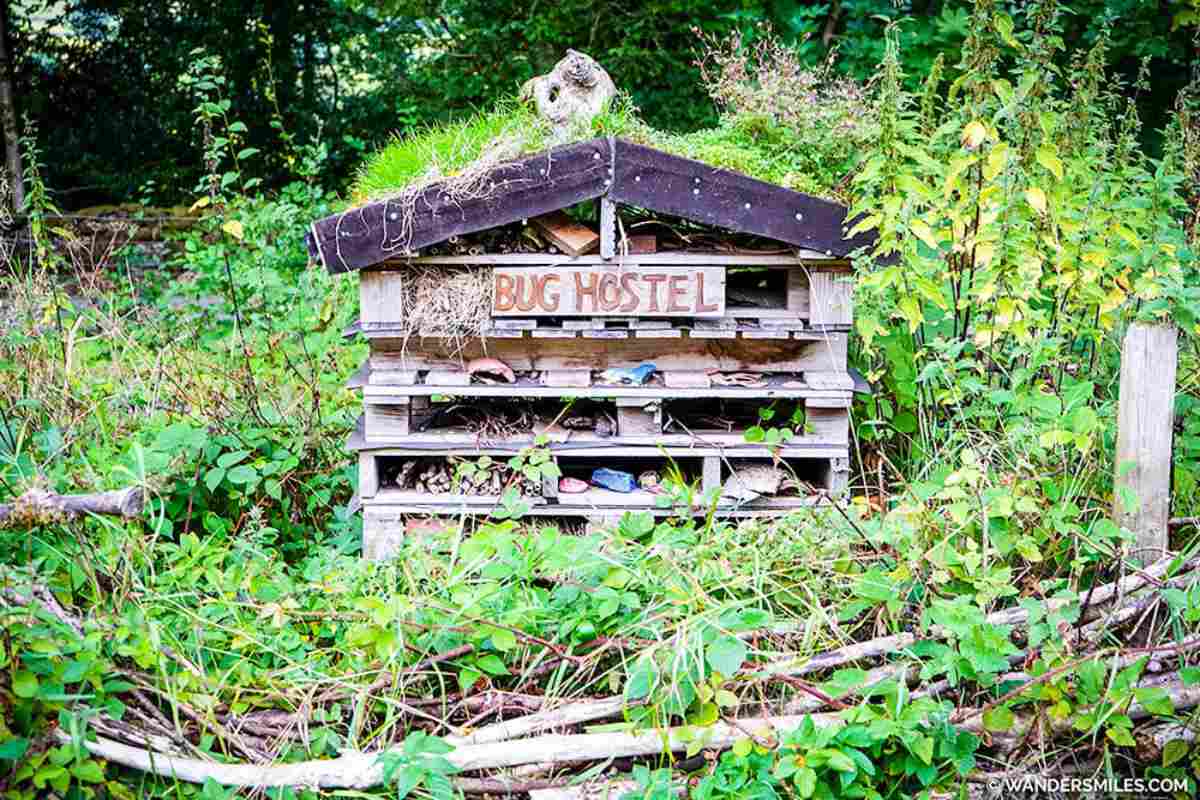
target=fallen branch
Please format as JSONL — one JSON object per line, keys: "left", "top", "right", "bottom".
{"left": 0, "top": 486, "right": 144, "bottom": 527}
{"left": 60, "top": 713, "right": 836, "bottom": 789}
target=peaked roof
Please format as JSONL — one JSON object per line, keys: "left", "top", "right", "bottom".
{"left": 307, "top": 137, "right": 875, "bottom": 274}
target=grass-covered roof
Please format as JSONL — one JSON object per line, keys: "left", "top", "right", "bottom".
{"left": 351, "top": 93, "right": 868, "bottom": 208}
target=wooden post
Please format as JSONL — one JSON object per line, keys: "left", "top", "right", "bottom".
{"left": 1114, "top": 322, "right": 1178, "bottom": 564}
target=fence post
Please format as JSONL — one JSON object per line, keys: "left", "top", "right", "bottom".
{"left": 1114, "top": 322, "right": 1178, "bottom": 563}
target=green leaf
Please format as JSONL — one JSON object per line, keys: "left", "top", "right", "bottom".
{"left": 705, "top": 635, "right": 747, "bottom": 675}
{"left": 982, "top": 706, "right": 1014, "bottom": 732}
{"left": 12, "top": 670, "right": 38, "bottom": 699}
{"left": 0, "top": 738, "right": 28, "bottom": 760}
{"left": 225, "top": 464, "right": 258, "bottom": 485}
{"left": 794, "top": 766, "right": 817, "bottom": 798}
{"left": 475, "top": 654, "right": 509, "bottom": 676}
{"left": 822, "top": 748, "right": 857, "bottom": 772}
{"left": 909, "top": 735, "right": 935, "bottom": 765}
{"left": 216, "top": 450, "right": 249, "bottom": 468}
{"left": 70, "top": 760, "right": 106, "bottom": 783}
{"left": 1025, "top": 186, "right": 1048, "bottom": 215}
{"left": 204, "top": 466, "right": 226, "bottom": 492}
{"left": 490, "top": 627, "right": 517, "bottom": 652}
{"left": 1133, "top": 686, "right": 1174, "bottom": 716}
{"left": 1163, "top": 739, "right": 1191, "bottom": 768}
{"left": 1036, "top": 146, "right": 1064, "bottom": 180}
{"left": 898, "top": 296, "right": 924, "bottom": 333}
{"left": 1106, "top": 726, "right": 1136, "bottom": 747}
{"left": 457, "top": 668, "right": 482, "bottom": 694}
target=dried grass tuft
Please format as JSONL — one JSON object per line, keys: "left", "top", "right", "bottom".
{"left": 397, "top": 266, "right": 494, "bottom": 353}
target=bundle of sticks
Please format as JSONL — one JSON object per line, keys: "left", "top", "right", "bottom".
{"left": 8, "top": 554, "right": 1200, "bottom": 796}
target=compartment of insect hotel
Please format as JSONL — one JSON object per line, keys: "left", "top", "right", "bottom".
{"left": 308, "top": 136, "right": 870, "bottom": 558}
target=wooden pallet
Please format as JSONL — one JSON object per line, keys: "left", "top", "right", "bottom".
{"left": 358, "top": 253, "right": 853, "bottom": 331}
{"left": 360, "top": 331, "right": 849, "bottom": 374}
{"left": 356, "top": 392, "right": 851, "bottom": 448}
{"left": 359, "top": 448, "right": 849, "bottom": 559}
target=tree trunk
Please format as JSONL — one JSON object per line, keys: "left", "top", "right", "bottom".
{"left": 0, "top": 0, "right": 25, "bottom": 213}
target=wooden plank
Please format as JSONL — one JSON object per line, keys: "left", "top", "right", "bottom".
{"left": 362, "top": 381, "right": 849, "bottom": 401}
{"left": 805, "top": 407, "right": 849, "bottom": 446}
{"left": 786, "top": 268, "right": 808, "bottom": 316}
{"left": 805, "top": 372, "right": 855, "bottom": 391}
{"left": 1115, "top": 323, "right": 1178, "bottom": 564}
{"left": 599, "top": 197, "right": 617, "bottom": 260}
{"left": 351, "top": 437, "right": 850, "bottom": 460}
{"left": 581, "top": 329, "right": 629, "bottom": 339}
{"left": 541, "top": 369, "right": 592, "bottom": 388}
{"left": 542, "top": 471, "right": 560, "bottom": 500}
{"left": 359, "top": 269, "right": 397, "bottom": 325}
{"left": 424, "top": 370, "right": 470, "bottom": 386}
{"left": 530, "top": 211, "right": 599, "bottom": 256}
{"left": 364, "top": 402, "right": 411, "bottom": 440}
{"left": 562, "top": 319, "right": 604, "bottom": 330}
{"left": 370, "top": 369, "right": 418, "bottom": 386}
{"left": 742, "top": 328, "right": 791, "bottom": 340}
{"left": 610, "top": 139, "right": 876, "bottom": 259}
{"left": 362, "top": 500, "right": 829, "bottom": 519}
{"left": 702, "top": 456, "right": 722, "bottom": 494}
{"left": 822, "top": 456, "right": 850, "bottom": 496}
{"left": 369, "top": 333, "right": 848, "bottom": 374}
{"left": 308, "top": 139, "right": 612, "bottom": 274}
{"left": 805, "top": 395, "right": 852, "bottom": 410}
{"left": 663, "top": 371, "right": 712, "bottom": 389}
{"left": 690, "top": 320, "right": 737, "bottom": 339}
{"left": 359, "top": 452, "right": 380, "bottom": 499}
{"left": 809, "top": 270, "right": 854, "bottom": 327}
{"left": 363, "top": 508, "right": 405, "bottom": 560}
{"left": 492, "top": 266, "right": 725, "bottom": 317}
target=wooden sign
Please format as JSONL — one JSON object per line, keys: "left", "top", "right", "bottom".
{"left": 493, "top": 266, "right": 725, "bottom": 317}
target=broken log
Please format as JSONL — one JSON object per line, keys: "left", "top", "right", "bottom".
{"left": 0, "top": 486, "right": 144, "bottom": 527}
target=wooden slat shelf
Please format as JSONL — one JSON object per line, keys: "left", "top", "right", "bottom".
{"left": 359, "top": 374, "right": 854, "bottom": 400}
{"left": 362, "top": 489, "right": 826, "bottom": 514}
{"left": 348, "top": 321, "right": 852, "bottom": 341}
{"left": 348, "top": 424, "right": 850, "bottom": 459}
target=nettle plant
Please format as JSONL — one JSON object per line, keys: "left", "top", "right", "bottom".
{"left": 848, "top": 0, "right": 1200, "bottom": 490}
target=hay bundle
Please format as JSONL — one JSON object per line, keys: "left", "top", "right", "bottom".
{"left": 398, "top": 266, "right": 494, "bottom": 348}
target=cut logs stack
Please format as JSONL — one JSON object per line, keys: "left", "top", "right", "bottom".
{"left": 308, "top": 137, "right": 871, "bottom": 559}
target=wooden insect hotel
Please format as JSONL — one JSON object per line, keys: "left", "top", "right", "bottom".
{"left": 308, "top": 135, "right": 869, "bottom": 558}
